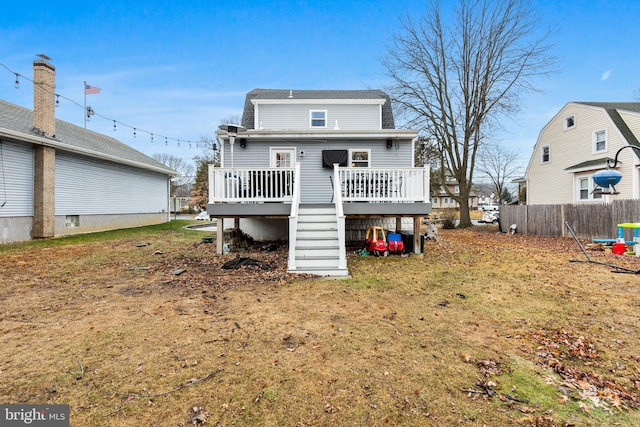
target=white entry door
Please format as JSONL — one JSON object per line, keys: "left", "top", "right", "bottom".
{"left": 270, "top": 147, "right": 296, "bottom": 168}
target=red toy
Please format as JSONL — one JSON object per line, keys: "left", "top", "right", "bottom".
{"left": 364, "top": 226, "right": 404, "bottom": 256}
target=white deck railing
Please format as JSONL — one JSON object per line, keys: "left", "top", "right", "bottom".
{"left": 336, "top": 165, "right": 430, "bottom": 202}
{"left": 208, "top": 166, "right": 296, "bottom": 203}
{"left": 208, "top": 165, "right": 430, "bottom": 204}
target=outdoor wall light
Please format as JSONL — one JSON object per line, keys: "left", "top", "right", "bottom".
{"left": 386, "top": 139, "right": 393, "bottom": 149}
{"left": 299, "top": 150, "right": 305, "bottom": 158}
{"left": 239, "top": 138, "right": 246, "bottom": 148}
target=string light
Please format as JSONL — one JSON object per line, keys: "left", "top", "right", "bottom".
{"left": 0, "top": 61, "right": 206, "bottom": 153}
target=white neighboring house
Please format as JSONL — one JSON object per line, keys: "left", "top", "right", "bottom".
{"left": 525, "top": 102, "right": 640, "bottom": 205}
{"left": 209, "top": 88, "right": 432, "bottom": 276}
{"left": 0, "top": 59, "right": 176, "bottom": 243}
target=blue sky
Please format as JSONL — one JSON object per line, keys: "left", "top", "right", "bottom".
{"left": 1, "top": 0, "right": 640, "bottom": 171}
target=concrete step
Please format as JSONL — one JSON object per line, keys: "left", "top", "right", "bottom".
{"left": 289, "top": 267, "right": 350, "bottom": 277}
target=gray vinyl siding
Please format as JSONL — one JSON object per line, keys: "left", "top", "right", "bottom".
{"left": 55, "top": 152, "right": 169, "bottom": 215}
{"left": 256, "top": 104, "right": 381, "bottom": 130}
{"left": 0, "top": 140, "right": 33, "bottom": 217}
{"left": 224, "top": 139, "right": 414, "bottom": 204}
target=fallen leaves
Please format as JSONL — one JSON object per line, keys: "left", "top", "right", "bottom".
{"left": 530, "top": 328, "right": 639, "bottom": 413}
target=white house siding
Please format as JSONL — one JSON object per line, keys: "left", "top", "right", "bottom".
{"left": 527, "top": 104, "right": 635, "bottom": 205}
{"left": 256, "top": 104, "right": 381, "bottom": 130}
{"left": 54, "top": 152, "right": 169, "bottom": 235}
{"left": 223, "top": 139, "right": 414, "bottom": 204}
{"left": 0, "top": 141, "right": 34, "bottom": 243}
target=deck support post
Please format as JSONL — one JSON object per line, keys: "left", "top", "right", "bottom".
{"left": 413, "top": 216, "right": 421, "bottom": 254}
{"left": 217, "top": 217, "right": 224, "bottom": 254}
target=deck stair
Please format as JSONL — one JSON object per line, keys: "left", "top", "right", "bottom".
{"left": 290, "top": 205, "right": 348, "bottom": 276}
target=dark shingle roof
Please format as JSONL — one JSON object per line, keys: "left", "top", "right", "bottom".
{"left": 565, "top": 158, "right": 614, "bottom": 171}
{"left": 575, "top": 102, "right": 640, "bottom": 114}
{"left": 241, "top": 89, "right": 396, "bottom": 130}
{"left": 0, "top": 100, "right": 175, "bottom": 175}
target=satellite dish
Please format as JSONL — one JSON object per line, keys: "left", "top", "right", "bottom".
{"left": 36, "top": 53, "right": 52, "bottom": 61}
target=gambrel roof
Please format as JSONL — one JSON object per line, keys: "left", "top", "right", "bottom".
{"left": 575, "top": 102, "right": 640, "bottom": 147}
{"left": 241, "top": 89, "right": 396, "bottom": 130}
{"left": 0, "top": 99, "right": 175, "bottom": 175}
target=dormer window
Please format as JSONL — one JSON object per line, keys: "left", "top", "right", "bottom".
{"left": 565, "top": 115, "right": 575, "bottom": 130}
{"left": 310, "top": 110, "right": 327, "bottom": 128}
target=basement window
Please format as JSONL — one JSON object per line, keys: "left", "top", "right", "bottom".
{"left": 65, "top": 215, "right": 80, "bottom": 228}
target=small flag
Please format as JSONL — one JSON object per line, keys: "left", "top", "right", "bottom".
{"left": 85, "top": 84, "right": 101, "bottom": 95}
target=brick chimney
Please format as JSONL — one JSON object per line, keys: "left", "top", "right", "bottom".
{"left": 33, "top": 59, "right": 56, "bottom": 137}
{"left": 32, "top": 59, "right": 56, "bottom": 239}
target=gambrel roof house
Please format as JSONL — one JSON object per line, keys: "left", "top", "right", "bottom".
{"left": 525, "top": 102, "right": 640, "bottom": 205}
{"left": 0, "top": 59, "right": 176, "bottom": 244}
{"left": 208, "top": 88, "right": 432, "bottom": 276}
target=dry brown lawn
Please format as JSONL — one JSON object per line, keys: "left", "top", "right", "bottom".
{"left": 1, "top": 224, "right": 640, "bottom": 426}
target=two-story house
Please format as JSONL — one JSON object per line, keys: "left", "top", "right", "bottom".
{"left": 430, "top": 171, "right": 479, "bottom": 210}
{"left": 525, "top": 102, "right": 640, "bottom": 205}
{"left": 208, "top": 89, "right": 431, "bottom": 276}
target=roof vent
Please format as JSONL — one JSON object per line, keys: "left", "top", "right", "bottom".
{"left": 288, "top": 90, "right": 293, "bottom": 99}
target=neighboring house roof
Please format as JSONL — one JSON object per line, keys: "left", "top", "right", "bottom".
{"left": 0, "top": 99, "right": 176, "bottom": 176}
{"left": 241, "top": 88, "right": 396, "bottom": 130}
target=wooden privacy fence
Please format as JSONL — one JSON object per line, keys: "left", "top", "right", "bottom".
{"left": 501, "top": 200, "right": 640, "bottom": 241}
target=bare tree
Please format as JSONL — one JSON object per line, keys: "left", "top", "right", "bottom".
{"left": 476, "top": 143, "right": 523, "bottom": 204}
{"left": 384, "top": 0, "right": 553, "bottom": 227}
{"left": 152, "top": 153, "right": 194, "bottom": 196}
{"left": 189, "top": 133, "right": 221, "bottom": 210}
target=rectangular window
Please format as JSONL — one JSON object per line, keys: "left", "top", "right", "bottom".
{"left": 541, "top": 145, "right": 550, "bottom": 163}
{"left": 579, "top": 178, "right": 589, "bottom": 200}
{"left": 594, "top": 129, "right": 607, "bottom": 152}
{"left": 309, "top": 110, "right": 327, "bottom": 128}
{"left": 565, "top": 115, "right": 575, "bottom": 129}
{"left": 578, "top": 176, "right": 603, "bottom": 201}
{"left": 65, "top": 215, "right": 79, "bottom": 228}
{"left": 349, "top": 149, "right": 370, "bottom": 167}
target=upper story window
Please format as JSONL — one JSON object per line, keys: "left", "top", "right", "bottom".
{"left": 541, "top": 145, "right": 550, "bottom": 163}
{"left": 593, "top": 129, "right": 607, "bottom": 153}
{"left": 565, "top": 115, "right": 575, "bottom": 130}
{"left": 310, "top": 110, "right": 327, "bottom": 128}
{"left": 349, "top": 149, "right": 370, "bottom": 167}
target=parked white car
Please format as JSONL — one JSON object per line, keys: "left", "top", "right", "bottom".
{"left": 480, "top": 203, "right": 500, "bottom": 211}
{"left": 481, "top": 211, "right": 499, "bottom": 224}
{"left": 195, "top": 211, "right": 212, "bottom": 221}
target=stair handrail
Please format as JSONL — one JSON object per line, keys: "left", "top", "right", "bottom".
{"left": 287, "top": 162, "right": 301, "bottom": 270}
{"left": 333, "top": 164, "right": 347, "bottom": 270}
